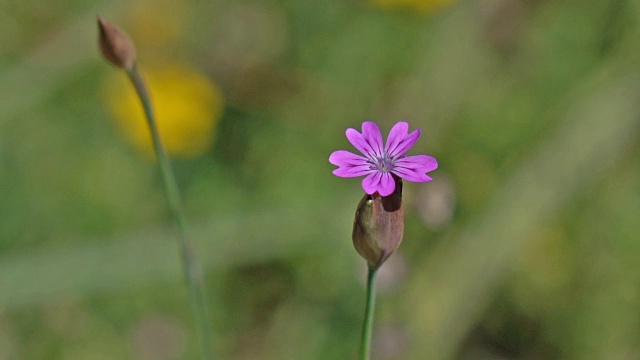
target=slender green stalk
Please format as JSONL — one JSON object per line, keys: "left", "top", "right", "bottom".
{"left": 359, "top": 266, "right": 378, "bottom": 360}
{"left": 126, "top": 65, "right": 213, "bottom": 360}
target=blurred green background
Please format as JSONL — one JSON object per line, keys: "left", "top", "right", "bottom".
{"left": 2, "top": 0, "right": 640, "bottom": 359}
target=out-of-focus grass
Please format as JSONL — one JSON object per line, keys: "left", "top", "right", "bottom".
{"left": 404, "top": 66, "right": 640, "bottom": 359}
{"left": 1, "top": 0, "right": 639, "bottom": 359}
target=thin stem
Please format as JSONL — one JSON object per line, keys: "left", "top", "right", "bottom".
{"left": 126, "top": 65, "right": 213, "bottom": 360}
{"left": 360, "top": 266, "right": 378, "bottom": 360}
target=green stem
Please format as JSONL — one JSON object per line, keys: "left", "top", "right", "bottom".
{"left": 126, "top": 65, "right": 213, "bottom": 360}
{"left": 360, "top": 266, "right": 378, "bottom": 360}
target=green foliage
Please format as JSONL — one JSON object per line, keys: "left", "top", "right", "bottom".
{"left": 1, "top": 0, "right": 640, "bottom": 358}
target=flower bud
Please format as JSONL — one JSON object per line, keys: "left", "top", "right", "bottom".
{"left": 352, "top": 178, "right": 404, "bottom": 269}
{"left": 97, "top": 15, "right": 137, "bottom": 70}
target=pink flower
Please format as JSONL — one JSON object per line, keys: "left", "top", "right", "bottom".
{"left": 329, "top": 121, "right": 438, "bottom": 196}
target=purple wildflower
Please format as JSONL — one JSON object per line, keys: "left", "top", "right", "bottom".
{"left": 329, "top": 121, "right": 438, "bottom": 196}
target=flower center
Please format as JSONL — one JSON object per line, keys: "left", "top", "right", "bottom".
{"left": 370, "top": 154, "right": 394, "bottom": 173}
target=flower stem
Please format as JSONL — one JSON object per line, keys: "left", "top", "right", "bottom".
{"left": 126, "top": 65, "right": 213, "bottom": 360}
{"left": 360, "top": 266, "right": 379, "bottom": 360}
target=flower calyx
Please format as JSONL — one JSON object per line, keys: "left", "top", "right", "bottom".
{"left": 352, "top": 177, "right": 404, "bottom": 269}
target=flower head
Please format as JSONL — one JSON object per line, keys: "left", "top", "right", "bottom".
{"left": 329, "top": 121, "right": 438, "bottom": 196}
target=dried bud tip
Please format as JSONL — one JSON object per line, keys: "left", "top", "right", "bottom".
{"left": 97, "top": 15, "right": 137, "bottom": 70}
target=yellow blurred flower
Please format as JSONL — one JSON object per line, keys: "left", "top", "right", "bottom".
{"left": 370, "top": 0, "right": 453, "bottom": 13}
{"left": 102, "top": 62, "right": 224, "bottom": 158}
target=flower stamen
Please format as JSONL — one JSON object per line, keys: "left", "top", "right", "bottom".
{"left": 370, "top": 154, "right": 394, "bottom": 173}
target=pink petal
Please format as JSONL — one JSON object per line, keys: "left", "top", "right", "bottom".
{"left": 389, "top": 129, "right": 421, "bottom": 158}
{"left": 377, "top": 172, "right": 396, "bottom": 196}
{"left": 346, "top": 128, "right": 377, "bottom": 159}
{"left": 385, "top": 122, "right": 409, "bottom": 155}
{"left": 362, "top": 172, "right": 383, "bottom": 194}
{"left": 392, "top": 167, "right": 433, "bottom": 182}
{"left": 392, "top": 155, "right": 437, "bottom": 182}
{"left": 396, "top": 155, "right": 438, "bottom": 172}
{"left": 362, "top": 122, "right": 384, "bottom": 158}
{"left": 333, "top": 165, "right": 373, "bottom": 178}
{"left": 361, "top": 172, "right": 396, "bottom": 196}
{"left": 329, "top": 150, "right": 368, "bottom": 167}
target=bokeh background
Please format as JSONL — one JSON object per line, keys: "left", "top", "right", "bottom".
{"left": 2, "top": 0, "right": 640, "bottom": 359}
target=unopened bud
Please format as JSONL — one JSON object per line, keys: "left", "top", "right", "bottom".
{"left": 352, "top": 178, "right": 404, "bottom": 269}
{"left": 97, "top": 15, "right": 137, "bottom": 70}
